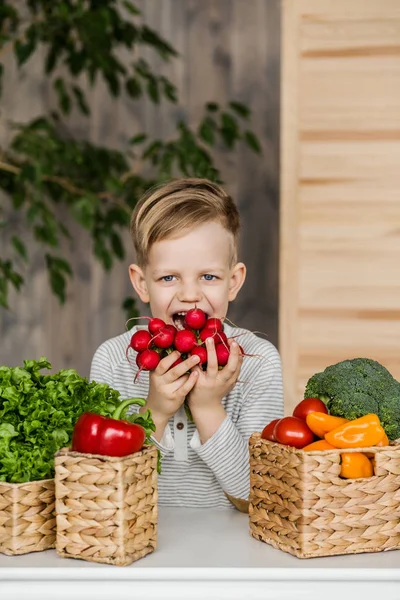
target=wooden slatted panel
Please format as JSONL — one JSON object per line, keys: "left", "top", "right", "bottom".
{"left": 280, "top": 0, "right": 400, "bottom": 411}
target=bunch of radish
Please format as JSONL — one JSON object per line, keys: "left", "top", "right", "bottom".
{"left": 126, "top": 308, "right": 242, "bottom": 378}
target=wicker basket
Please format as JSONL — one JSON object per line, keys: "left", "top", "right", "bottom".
{"left": 54, "top": 444, "right": 158, "bottom": 566}
{"left": 0, "top": 479, "right": 56, "bottom": 555}
{"left": 249, "top": 432, "right": 400, "bottom": 558}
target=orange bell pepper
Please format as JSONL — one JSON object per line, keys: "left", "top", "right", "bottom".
{"left": 365, "top": 431, "right": 390, "bottom": 457}
{"left": 325, "top": 414, "right": 386, "bottom": 449}
{"left": 303, "top": 440, "right": 336, "bottom": 452}
{"left": 306, "top": 412, "right": 348, "bottom": 439}
{"left": 340, "top": 452, "right": 374, "bottom": 479}
{"left": 376, "top": 432, "right": 389, "bottom": 447}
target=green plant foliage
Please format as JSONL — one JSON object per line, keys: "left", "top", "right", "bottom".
{"left": 0, "top": 0, "right": 262, "bottom": 316}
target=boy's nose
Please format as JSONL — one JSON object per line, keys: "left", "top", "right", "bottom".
{"left": 177, "top": 282, "right": 202, "bottom": 303}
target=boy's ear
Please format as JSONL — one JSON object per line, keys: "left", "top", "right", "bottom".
{"left": 228, "top": 262, "right": 246, "bottom": 301}
{"left": 129, "top": 264, "right": 150, "bottom": 303}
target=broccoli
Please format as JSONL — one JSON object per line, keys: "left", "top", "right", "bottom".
{"left": 304, "top": 358, "right": 400, "bottom": 440}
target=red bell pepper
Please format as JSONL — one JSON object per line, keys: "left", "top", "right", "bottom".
{"left": 71, "top": 398, "right": 147, "bottom": 457}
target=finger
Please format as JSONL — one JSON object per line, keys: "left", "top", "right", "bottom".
{"left": 205, "top": 337, "right": 218, "bottom": 376}
{"left": 223, "top": 341, "right": 242, "bottom": 377}
{"left": 172, "top": 369, "right": 199, "bottom": 395}
{"left": 164, "top": 353, "right": 200, "bottom": 382}
{"left": 155, "top": 351, "right": 182, "bottom": 376}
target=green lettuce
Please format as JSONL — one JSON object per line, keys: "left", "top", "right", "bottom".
{"left": 0, "top": 357, "right": 126, "bottom": 483}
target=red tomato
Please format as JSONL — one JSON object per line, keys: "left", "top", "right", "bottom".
{"left": 273, "top": 416, "right": 314, "bottom": 449}
{"left": 261, "top": 418, "right": 281, "bottom": 442}
{"left": 293, "top": 397, "right": 328, "bottom": 421}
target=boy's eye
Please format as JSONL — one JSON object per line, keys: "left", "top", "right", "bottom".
{"left": 161, "top": 275, "right": 175, "bottom": 282}
{"left": 203, "top": 274, "right": 216, "bottom": 281}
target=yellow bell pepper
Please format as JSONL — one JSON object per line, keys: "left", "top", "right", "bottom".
{"left": 340, "top": 452, "right": 374, "bottom": 479}
{"left": 325, "top": 414, "right": 386, "bottom": 449}
{"left": 306, "top": 412, "right": 348, "bottom": 439}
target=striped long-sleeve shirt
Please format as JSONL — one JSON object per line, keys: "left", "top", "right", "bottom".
{"left": 90, "top": 323, "right": 284, "bottom": 508}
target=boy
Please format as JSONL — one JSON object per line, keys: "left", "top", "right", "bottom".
{"left": 90, "top": 178, "right": 284, "bottom": 508}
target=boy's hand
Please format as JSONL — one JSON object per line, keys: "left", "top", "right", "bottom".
{"left": 188, "top": 338, "right": 243, "bottom": 418}
{"left": 141, "top": 351, "right": 200, "bottom": 440}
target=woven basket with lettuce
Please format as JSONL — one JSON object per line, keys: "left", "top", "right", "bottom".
{"left": 0, "top": 357, "right": 157, "bottom": 556}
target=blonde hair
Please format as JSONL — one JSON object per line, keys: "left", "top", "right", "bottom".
{"left": 130, "top": 178, "right": 240, "bottom": 266}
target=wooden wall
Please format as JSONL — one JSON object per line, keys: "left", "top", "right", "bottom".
{"left": 0, "top": 1, "right": 281, "bottom": 377}
{"left": 280, "top": 0, "right": 400, "bottom": 412}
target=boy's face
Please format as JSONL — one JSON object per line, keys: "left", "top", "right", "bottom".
{"left": 129, "top": 221, "right": 246, "bottom": 328}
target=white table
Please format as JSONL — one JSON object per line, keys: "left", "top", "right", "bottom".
{"left": 1, "top": 507, "right": 400, "bottom": 600}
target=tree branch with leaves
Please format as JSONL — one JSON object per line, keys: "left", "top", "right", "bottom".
{"left": 0, "top": 0, "right": 261, "bottom": 316}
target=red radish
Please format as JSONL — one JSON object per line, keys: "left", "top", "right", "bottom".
{"left": 152, "top": 326, "right": 175, "bottom": 349}
{"left": 215, "top": 343, "right": 230, "bottom": 366}
{"left": 190, "top": 346, "right": 207, "bottom": 365}
{"left": 205, "top": 317, "right": 223, "bottom": 332}
{"left": 136, "top": 349, "right": 160, "bottom": 371}
{"left": 184, "top": 308, "right": 207, "bottom": 330}
{"left": 216, "top": 331, "right": 228, "bottom": 345}
{"left": 199, "top": 329, "right": 228, "bottom": 345}
{"left": 174, "top": 329, "right": 197, "bottom": 353}
{"left": 148, "top": 318, "right": 166, "bottom": 335}
{"left": 129, "top": 330, "right": 152, "bottom": 352}
{"left": 199, "top": 328, "right": 216, "bottom": 343}
{"left": 164, "top": 324, "right": 177, "bottom": 335}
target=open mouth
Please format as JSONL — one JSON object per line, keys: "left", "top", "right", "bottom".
{"left": 172, "top": 311, "right": 209, "bottom": 330}
{"left": 172, "top": 312, "right": 188, "bottom": 331}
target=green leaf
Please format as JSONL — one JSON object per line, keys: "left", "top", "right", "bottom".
{"left": 0, "top": 259, "right": 24, "bottom": 309}
{"left": 129, "top": 133, "right": 147, "bottom": 145}
{"left": 94, "top": 239, "right": 113, "bottom": 270}
{"left": 45, "top": 255, "right": 73, "bottom": 304}
{"left": 122, "top": 1, "right": 141, "bottom": 15}
{"left": 220, "top": 112, "right": 240, "bottom": 149}
{"left": 33, "top": 211, "right": 59, "bottom": 247}
{"left": 54, "top": 78, "right": 71, "bottom": 114}
{"left": 14, "top": 27, "right": 37, "bottom": 66}
{"left": 106, "top": 206, "right": 130, "bottom": 226}
{"left": 48, "top": 269, "right": 67, "bottom": 303}
{"left": 147, "top": 78, "right": 160, "bottom": 103}
{"left": 142, "top": 140, "right": 163, "bottom": 160}
{"left": 110, "top": 231, "right": 125, "bottom": 260}
{"left": 140, "top": 25, "right": 178, "bottom": 60}
{"left": 198, "top": 117, "right": 216, "bottom": 146}
{"left": 206, "top": 102, "right": 219, "bottom": 112}
{"left": 71, "top": 196, "right": 97, "bottom": 229}
{"left": 19, "top": 163, "right": 40, "bottom": 184}
{"left": 26, "top": 204, "right": 41, "bottom": 224}
{"left": 105, "top": 73, "right": 120, "bottom": 97}
{"left": 244, "top": 130, "right": 262, "bottom": 154}
{"left": 45, "top": 45, "right": 59, "bottom": 74}
{"left": 58, "top": 222, "right": 72, "bottom": 240}
{"left": 72, "top": 86, "right": 90, "bottom": 115}
{"left": 50, "top": 257, "right": 73, "bottom": 276}
{"left": 122, "top": 296, "right": 139, "bottom": 321}
{"left": 11, "top": 236, "right": 28, "bottom": 262}
{"left": 161, "top": 77, "right": 177, "bottom": 103}
{"left": 126, "top": 76, "right": 142, "bottom": 98}
{"left": 229, "top": 101, "right": 250, "bottom": 119}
